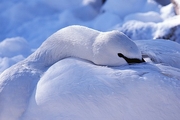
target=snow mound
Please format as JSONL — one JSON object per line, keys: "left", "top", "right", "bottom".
{"left": 101, "top": 0, "right": 160, "bottom": 18}
{"left": 124, "top": 11, "right": 162, "bottom": 23}
{"left": 0, "top": 37, "right": 31, "bottom": 73}
{"left": 0, "top": 37, "right": 30, "bottom": 57}
{"left": 117, "top": 15, "right": 180, "bottom": 41}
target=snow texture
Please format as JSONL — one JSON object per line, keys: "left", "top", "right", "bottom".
{"left": 0, "top": 37, "right": 31, "bottom": 73}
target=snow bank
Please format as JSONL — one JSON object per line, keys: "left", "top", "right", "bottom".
{"left": 0, "top": 37, "right": 30, "bottom": 57}
{"left": 101, "top": 0, "right": 160, "bottom": 18}
{"left": 124, "top": 11, "right": 162, "bottom": 23}
{"left": 116, "top": 15, "right": 180, "bottom": 41}
{"left": 0, "top": 0, "right": 178, "bottom": 50}
{"left": 92, "top": 12, "right": 122, "bottom": 31}
{"left": 0, "top": 0, "right": 103, "bottom": 48}
{"left": 0, "top": 37, "right": 31, "bottom": 73}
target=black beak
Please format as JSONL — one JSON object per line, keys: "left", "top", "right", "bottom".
{"left": 118, "top": 53, "right": 145, "bottom": 64}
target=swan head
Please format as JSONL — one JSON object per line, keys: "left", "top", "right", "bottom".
{"left": 93, "top": 30, "right": 145, "bottom": 66}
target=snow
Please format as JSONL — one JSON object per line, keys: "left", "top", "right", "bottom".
{"left": 0, "top": 0, "right": 180, "bottom": 120}
{"left": 124, "top": 11, "right": 163, "bottom": 23}
{"left": 0, "top": 37, "right": 30, "bottom": 58}
{"left": 101, "top": 0, "right": 160, "bottom": 18}
{"left": 0, "top": 37, "right": 31, "bottom": 73}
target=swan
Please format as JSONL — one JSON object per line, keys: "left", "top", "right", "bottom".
{"left": 0, "top": 25, "right": 144, "bottom": 120}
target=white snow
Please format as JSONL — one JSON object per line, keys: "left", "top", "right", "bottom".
{"left": 124, "top": 11, "right": 163, "bottom": 23}
{"left": 0, "top": 37, "right": 30, "bottom": 58}
{"left": 0, "top": 0, "right": 180, "bottom": 120}
{"left": 0, "top": 37, "right": 31, "bottom": 73}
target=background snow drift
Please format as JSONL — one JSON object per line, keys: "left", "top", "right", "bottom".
{"left": 0, "top": 0, "right": 180, "bottom": 72}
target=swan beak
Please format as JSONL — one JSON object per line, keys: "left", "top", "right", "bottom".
{"left": 118, "top": 53, "right": 145, "bottom": 64}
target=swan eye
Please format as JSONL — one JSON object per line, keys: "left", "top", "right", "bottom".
{"left": 118, "top": 53, "right": 145, "bottom": 64}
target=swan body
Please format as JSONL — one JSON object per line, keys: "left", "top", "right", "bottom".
{"left": 135, "top": 39, "right": 180, "bottom": 69}
{"left": 1, "top": 25, "right": 180, "bottom": 120}
{"left": 0, "top": 25, "right": 143, "bottom": 120}
{"left": 21, "top": 58, "right": 180, "bottom": 120}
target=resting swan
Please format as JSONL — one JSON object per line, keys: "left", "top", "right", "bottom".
{"left": 0, "top": 25, "right": 144, "bottom": 120}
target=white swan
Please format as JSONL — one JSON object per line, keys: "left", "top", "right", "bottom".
{"left": 21, "top": 39, "right": 180, "bottom": 120}
{"left": 0, "top": 25, "right": 144, "bottom": 120}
